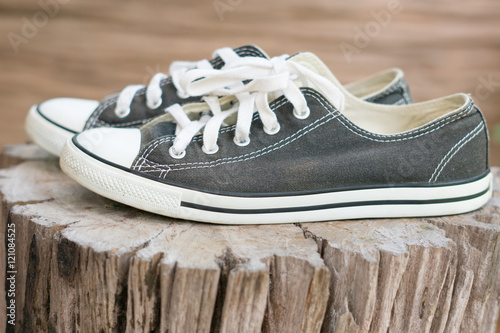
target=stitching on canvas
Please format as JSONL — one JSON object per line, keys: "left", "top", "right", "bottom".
{"left": 136, "top": 111, "right": 333, "bottom": 170}
{"left": 136, "top": 113, "right": 261, "bottom": 166}
{"left": 137, "top": 115, "right": 336, "bottom": 176}
{"left": 133, "top": 137, "right": 174, "bottom": 169}
{"left": 144, "top": 114, "right": 334, "bottom": 170}
{"left": 307, "top": 88, "right": 473, "bottom": 141}
{"left": 393, "top": 98, "right": 407, "bottom": 106}
{"left": 133, "top": 93, "right": 332, "bottom": 172}
{"left": 138, "top": 98, "right": 305, "bottom": 168}
{"left": 137, "top": 98, "right": 290, "bottom": 163}
{"left": 367, "top": 80, "right": 411, "bottom": 105}
{"left": 344, "top": 103, "right": 473, "bottom": 139}
{"left": 134, "top": 89, "right": 475, "bottom": 176}
{"left": 334, "top": 104, "right": 473, "bottom": 142}
{"left": 429, "top": 122, "right": 485, "bottom": 182}
{"left": 402, "top": 84, "right": 412, "bottom": 104}
{"left": 85, "top": 95, "right": 119, "bottom": 130}
{"left": 86, "top": 78, "right": 174, "bottom": 130}
{"left": 87, "top": 74, "right": 183, "bottom": 129}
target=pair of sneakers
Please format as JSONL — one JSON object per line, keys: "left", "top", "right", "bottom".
{"left": 26, "top": 45, "right": 492, "bottom": 224}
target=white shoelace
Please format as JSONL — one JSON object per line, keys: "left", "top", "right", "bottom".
{"left": 113, "top": 47, "right": 244, "bottom": 118}
{"left": 165, "top": 56, "right": 345, "bottom": 159}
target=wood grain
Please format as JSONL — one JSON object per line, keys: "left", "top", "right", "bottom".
{"left": 0, "top": 0, "right": 499, "bottom": 330}
{"left": 1, "top": 144, "right": 500, "bottom": 332}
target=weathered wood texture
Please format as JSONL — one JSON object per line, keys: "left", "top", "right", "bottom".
{"left": 0, "top": 0, "right": 499, "bottom": 165}
{"left": 0, "top": 144, "right": 55, "bottom": 169}
{"left": 1, "top": 144, "right": 499, "bottom": 333}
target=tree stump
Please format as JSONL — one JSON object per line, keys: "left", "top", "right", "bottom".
{"left": 1, "top": 144, "right": 499, "bottom": 333}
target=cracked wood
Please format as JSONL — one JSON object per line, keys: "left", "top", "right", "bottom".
{"left": 0, "top": 144, "right": 499, "bottom": 333}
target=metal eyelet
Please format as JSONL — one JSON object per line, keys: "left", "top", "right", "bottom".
{"left": 233, "top": 136, "right": 251, "bottom": 147}
{"left": 169, "top": 146, "right": 186, "bottom": 159}
{"left": 202, "top": 144, "right": 219, "bottom": 155}
{"left": 176, "top": 90, "right": 189, "bottom": 99}
{"left": 115, "top": 107, "right": 130, "bottom": 119}
{"left": 264, "top": 123, "right": 281, "bottom": 135}
{"left": 293, "top": 107, "right": 310, "bottom": 120}
{"left": 147, "top": 98, "right": 162, "bottom": 110}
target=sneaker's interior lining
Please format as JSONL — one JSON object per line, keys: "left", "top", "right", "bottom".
{"left": 344, "top": 68, "right": 403, "bottom": 100}
{"left": 292, "top": 52, "right": 471, "bottom": 135}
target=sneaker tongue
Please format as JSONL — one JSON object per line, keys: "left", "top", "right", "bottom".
{"left": 286, "top": 52, "right": 346, "bottom": 111}
{"left": 286, "top": 52, "right": 343, "bottom": 89}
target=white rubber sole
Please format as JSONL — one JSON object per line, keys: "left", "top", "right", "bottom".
{"left": 60, "top": 139, "right": 493, "bottom": 225}
{"left": 25, "top": 105, "right": 75, "bottom": 157}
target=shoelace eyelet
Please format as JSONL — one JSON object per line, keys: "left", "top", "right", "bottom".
{"left": 233, "top": 136, "right": 251, "bottom": 147}
{"left": 169, "top": 146, "right": 186, "bottom": 159}
{"left": 115, "top": 107, "right": 130, "bottom": 119}
{"left": 147, "top": 98, "right": 162, "bottom": 110}
{"left": 202, "top": 144, "right": 219, "bottom": 155}
{"left": 176, "top": 91, "right": 189, "bottom": 99}
{"left": 293, "top": 107, "right": 310, "bottom": 120}
{"left": 264, "top": 123, "right": 281, "bottom": 135}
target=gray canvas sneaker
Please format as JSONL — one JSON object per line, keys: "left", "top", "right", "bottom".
{"left": 60, "top": 52, "right": 490, "bottom": 225}
{"left": 25, "top": 45, "right": 412, "bottom": 156}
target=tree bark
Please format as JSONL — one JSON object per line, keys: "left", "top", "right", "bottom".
{"left": 1, "top": 144, "right": 499, "bottom": 333}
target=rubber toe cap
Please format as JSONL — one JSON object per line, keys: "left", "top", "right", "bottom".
{"left": 38, "top": 98, "right": 99, "bottom": 133}
{"left": 75, "top": 128, "right": 142, "bottom": 168}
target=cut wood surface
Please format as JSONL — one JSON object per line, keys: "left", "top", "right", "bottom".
{"left": 1, "top": 144, "right": 499, "bottom": 333}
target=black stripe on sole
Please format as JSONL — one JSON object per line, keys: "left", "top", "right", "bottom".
{"left": 180, "top": 187, "right": 490, "bottom": 215}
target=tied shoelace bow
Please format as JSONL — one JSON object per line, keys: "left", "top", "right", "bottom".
{"left": 165, "top": 56, "right": 346, "bottom": 159}
{"left": 113, "top": 47, "right": 244, "bottom": 118}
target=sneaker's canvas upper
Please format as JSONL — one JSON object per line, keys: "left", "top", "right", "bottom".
{"left": 74, "top": 52, "right": 488, "bottom": 196}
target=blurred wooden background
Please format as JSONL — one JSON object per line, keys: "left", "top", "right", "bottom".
{"left": 0, "top": 0, "right": 499, "bottom": 331}
{"left": 0, "top": 0, "right": 499, "bottom": 164}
